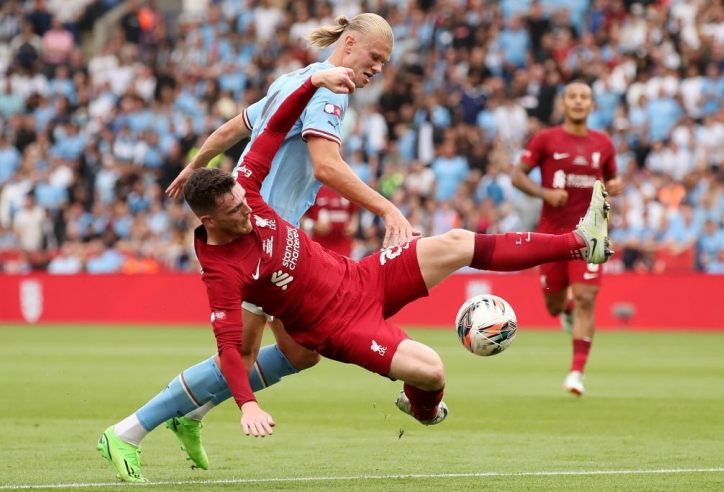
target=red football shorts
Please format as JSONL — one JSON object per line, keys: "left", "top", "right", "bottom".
{"left": 538, "top": 260, "right": 603, "bottom": 293}
{"left": 315, "top": 239, "right": 429, "bottom": 377}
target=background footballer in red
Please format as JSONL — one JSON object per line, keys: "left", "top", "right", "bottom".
{"left": 303, "top": 186, "right": 359, "bottom": 257}
{"left": 512, "top": 80, "right": 623, "bottom": 397}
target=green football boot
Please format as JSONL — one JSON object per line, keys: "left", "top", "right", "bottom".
{"left": 97, "top": 426, "right": 148, "bottom": 483}
{"left": 166, "top": 416, "right": 210, "bottom": 470}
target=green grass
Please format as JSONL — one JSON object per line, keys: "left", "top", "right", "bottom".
{"left": 1, "top": 325, "right": 723, "bottom": 491}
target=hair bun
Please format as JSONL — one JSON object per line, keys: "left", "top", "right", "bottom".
{"left": 335, "top": 15, "right": 350, "bottom": 27}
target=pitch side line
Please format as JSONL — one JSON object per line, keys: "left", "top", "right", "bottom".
{"left": 3, "top": 468, "right": 724, "bottom": 489}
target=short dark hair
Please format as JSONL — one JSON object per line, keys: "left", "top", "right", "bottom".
{"left": 564, "top": 79, "right": 592, "bottom": 93}
{"left": 183, "top": 168, "right": 236, "bottom": 217}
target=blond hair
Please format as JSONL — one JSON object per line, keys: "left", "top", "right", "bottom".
{"left": 307, "top": 13, "right": 393, "bottom": 49}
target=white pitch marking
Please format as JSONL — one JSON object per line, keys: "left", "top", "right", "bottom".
{"left": 3, "top": 468, "right": 724, "bottom": 489}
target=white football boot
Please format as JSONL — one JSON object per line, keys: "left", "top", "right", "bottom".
{"left": 574, "top": 180, "right": 613, "bottom": 264}
{"left": 395, "top": 390, "right": 449, "bottom": 425}
{"left": 563, "top": 371, "right": 585, "bottom": 397}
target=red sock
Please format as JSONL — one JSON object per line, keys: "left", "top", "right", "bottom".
{"left": 571, "top": 338, "right": 592, "bottom": 373}
{"left": 471, "top": 232, "right": 584, "bottom": 272}
{"left": 403, "top": 383, "right": 444, "bottom": 422}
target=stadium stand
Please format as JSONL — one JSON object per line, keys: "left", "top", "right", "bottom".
{"left": 0, "top": 0, "right": 722, "bottom": 274}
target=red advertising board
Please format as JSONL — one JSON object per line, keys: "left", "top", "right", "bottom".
{"left": 0, "top": 273, "right": 721, "bottom": 330}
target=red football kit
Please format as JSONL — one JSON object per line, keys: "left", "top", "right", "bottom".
{"left": 195, "top": 79, "right": 427, "bottom": 409}
{"left": 520, "top": 126, "right": 617, "bottom": 292}
{"left": 306, "top": 186, "right": 358, "bottom": 257}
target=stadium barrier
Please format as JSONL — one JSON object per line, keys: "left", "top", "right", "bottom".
{"left": 0, "top": 273, "right": 721, "bottom": 330}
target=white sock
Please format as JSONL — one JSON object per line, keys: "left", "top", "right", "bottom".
{"left": 114, "top": 414, "right": 149, "bottom": 446}
{"left": 185, "top": 401, "right": 215, "bottom": 421}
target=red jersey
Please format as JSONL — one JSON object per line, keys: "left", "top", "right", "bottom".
{"left": 194, "top": 79, "right": 361, "bottom": 408}
{"left": 307, "top": 186, "right": 357, "bottom": 256}
{"left": 520, "top": 126, "right": 617, "bottom": 234}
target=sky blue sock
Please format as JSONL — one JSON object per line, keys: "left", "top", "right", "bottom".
{"left": 210, "top": 344, "right": 299, "bottom": 405}
{"left": 135, "top": 357, "right": 227, "bottom": 431}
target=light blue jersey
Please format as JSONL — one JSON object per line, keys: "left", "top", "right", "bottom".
{"left": 234, "top": 62, "right": 349, "bottom": 225}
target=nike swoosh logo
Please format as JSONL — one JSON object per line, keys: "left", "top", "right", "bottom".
{"left": 251, "top": 258, "right": 261, "bottom": 280}
{"left": 553, "top": 153, "right": 569, "bottom": 160}
{"left": 583, "top": 272, "right": 599, "bottom": 280}
{"left": 590, "top": 238, "right": 597, "bottom": 260}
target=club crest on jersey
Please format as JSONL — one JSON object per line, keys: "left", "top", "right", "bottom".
{"left": 254, "top": 215, "right": 276, "bottom": 230}
{"left": 323, "top": 103, "right": 342, "bottom": 118}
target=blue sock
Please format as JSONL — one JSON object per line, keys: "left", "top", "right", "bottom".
{"left": 135, "top": 357, "right": 227, "bottom": 431}
{"left": 210, "top": 344, "right": 299, "bottom": 405}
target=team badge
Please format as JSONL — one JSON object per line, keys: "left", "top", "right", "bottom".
{"left": 323, "top": 103, "right": 342, "bottom": 118}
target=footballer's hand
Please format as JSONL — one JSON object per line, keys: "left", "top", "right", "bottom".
{"left": 311, "top": 67, "right": 356, "bottom": 94}
{"left": 240, "top": 401, "right": 276, "bottom": 437}
{"left": 604, "top": 177, "right": 623, "bottom": 196}
{"left": 381, "top": 207, "right": 420, "bottom": 248}
{"left": 166, "top": 164, "right": 196, "bottom": 199}
{"left": 542, "top": 188, "right": 568, "bottom": 207}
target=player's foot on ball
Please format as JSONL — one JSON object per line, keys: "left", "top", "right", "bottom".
{"left": 394, "top": 390, "right": 449, "bottom": 425}
{"left": 574, "top": 180, "right": 613, "bottom": 264}
{"left": 563, "top": 371, "right": 585, "bottom": 397}
{"left": 97, "top": 425, "right": 147, "bottom": 483}
{"left": 166, "top": 416, "right": 209, "bottom": 470}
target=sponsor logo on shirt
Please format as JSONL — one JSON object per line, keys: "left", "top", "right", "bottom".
{"left": 282, "top": 226, "right": 300, "bottom": 270}
{"left": 323, "top": 103, "right": 342, "bottom": 118}
{"left": 551, "top": 171, "right": 598, "bottom": 189}
{"left": 567, "top": 174, "right": 598, "bottom": 188}
{"left": 271, "top": 271, "right": 294, "bottom": 290}
{"left": 211, "top": 311, "right": 226, "bottom": 322}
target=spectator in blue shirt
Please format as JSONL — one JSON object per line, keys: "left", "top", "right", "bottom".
{"left": 431, "top": 138, "right": 470, "bottom": 202}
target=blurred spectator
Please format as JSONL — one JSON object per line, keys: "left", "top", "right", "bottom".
{"left": 13, "top": 193, "right": 46, "bottom": 251}
{"left": 47, "top": 240, "right": 83, "bottom": 273}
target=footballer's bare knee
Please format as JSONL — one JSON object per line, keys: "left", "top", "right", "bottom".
{"left": 418, "top": 355, "right": 445, "bottom": 390}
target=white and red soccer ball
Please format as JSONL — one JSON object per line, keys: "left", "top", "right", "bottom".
{"left": 455, "top": 294, "right": 518, "bottom": 356}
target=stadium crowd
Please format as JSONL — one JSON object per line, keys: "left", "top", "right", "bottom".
{"left": 0, "top": 0, "right": 723, "bottom": 275}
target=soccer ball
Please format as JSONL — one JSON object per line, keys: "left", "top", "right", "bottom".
{"left": 455, "top": 294, "right": 518, "bottom": 356}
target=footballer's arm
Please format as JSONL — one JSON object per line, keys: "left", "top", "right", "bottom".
{"left": 511, "top": 162, "right": 544, "bottom": 198}
{"left": 512, "top": 161, "right": 568, "bottom": 207}
{"left": 206, "top": 276, "right": 275, "bottom": 437}
{"left": 307, "top": 136, "right": 417, "bottom": 247}
{"left": 166, "top": 111, "right": 253, "bottom": 198}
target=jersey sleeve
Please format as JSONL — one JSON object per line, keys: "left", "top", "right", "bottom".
{"left": 237, "top": 78, "right": 319, "bottom": 204}
{"left": 242, "top": 97, "right": 266, "bottom": 131}
{"left": 203, "top": 269, "right": 256, "bottom": 408}
{"left": 300, "top": 90, "right": 347, "bottom": 146}
{"left": 519, "top": 132, "right": 547, "bottom": 169}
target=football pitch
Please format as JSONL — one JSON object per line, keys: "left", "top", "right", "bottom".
{"left": 2, "top": 325, "right": 723, "bottom": 491}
